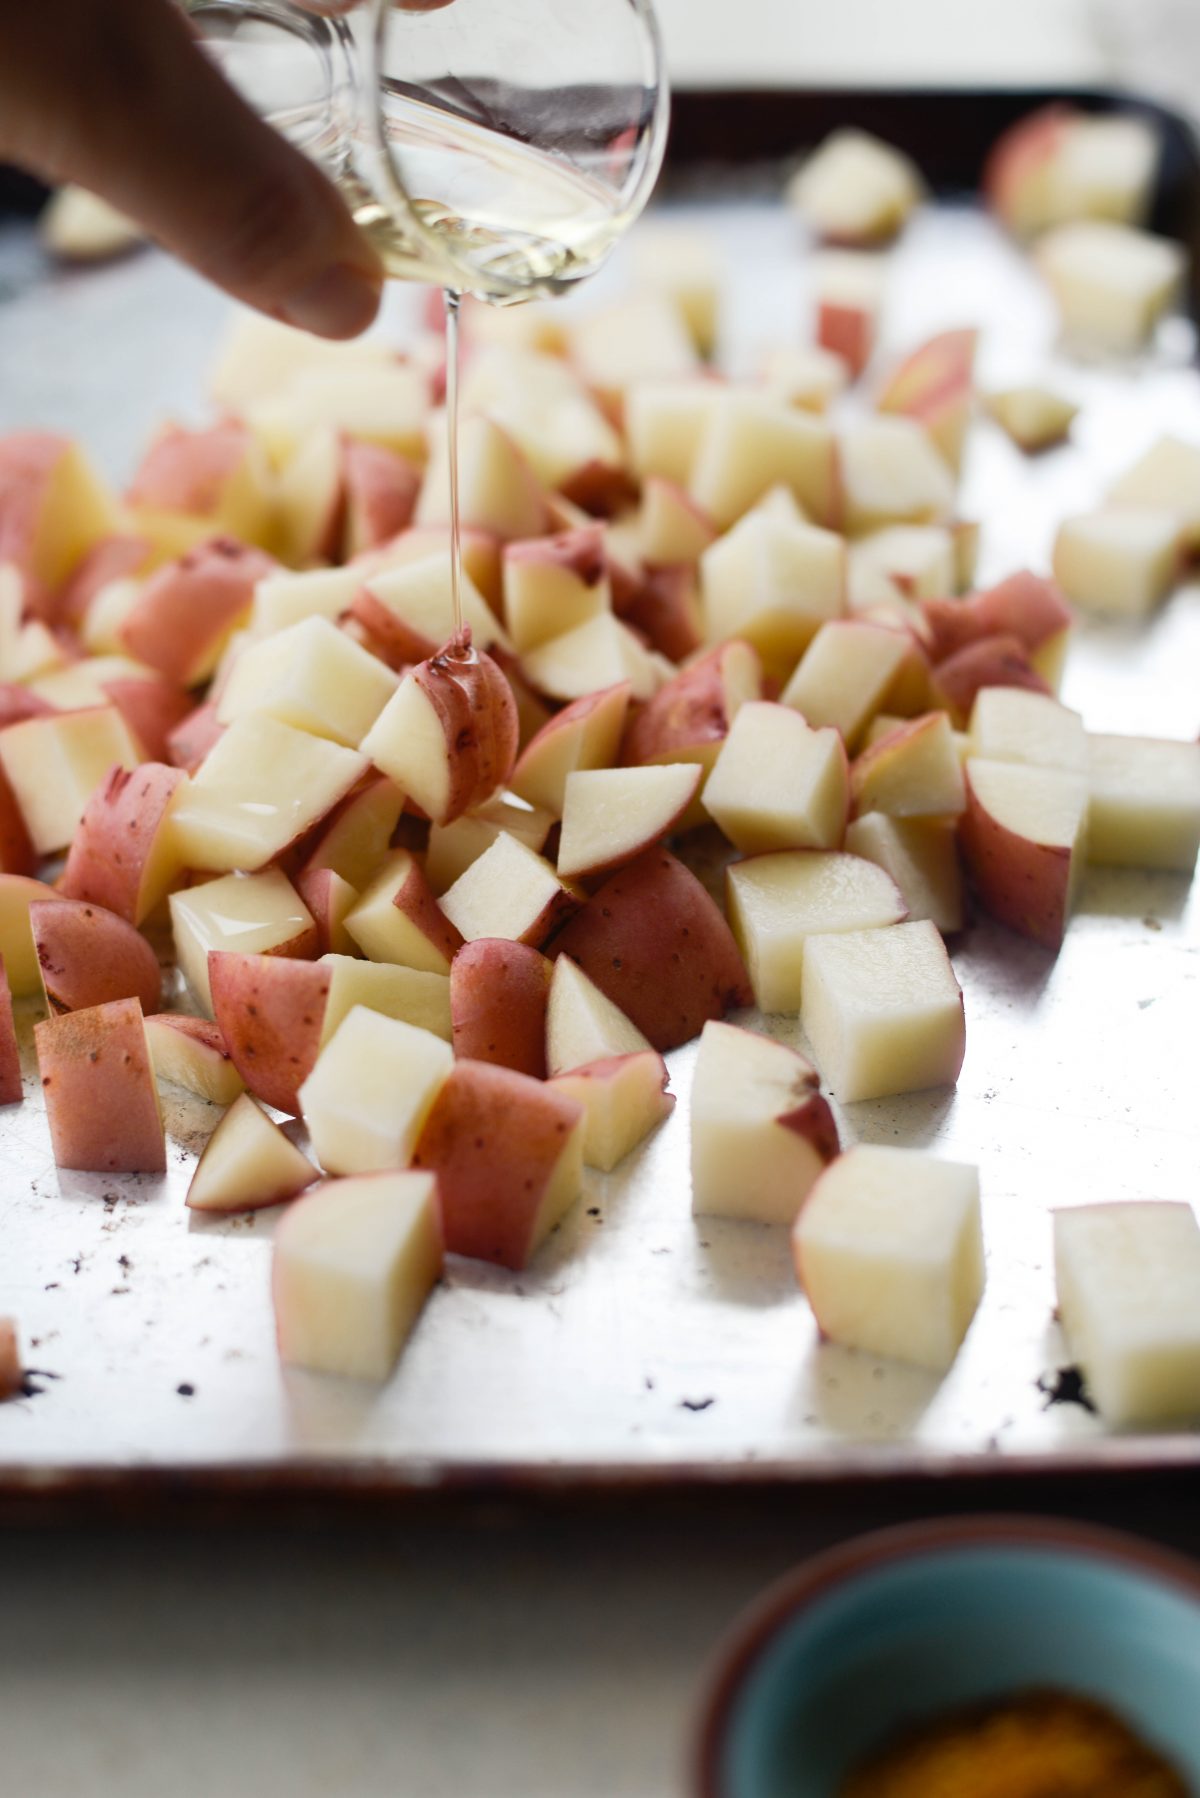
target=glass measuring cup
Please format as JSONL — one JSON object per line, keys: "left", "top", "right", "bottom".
{"left": 184, "top": 0, "right": 670, "bottom": 305}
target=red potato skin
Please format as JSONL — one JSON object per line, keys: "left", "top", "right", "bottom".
{"left": 0, "top": 685, "right": 53, "bottom": 731}
{"left": 61, "top": 762, "right": 183, "bottom": 925}
{"left": 103, "top": 673, "right": 193, "bottom": 763}
{"left": 35, "top": 997, "right": 166, "bottom": 1174}
{"left": 780, "top": 1089, "right": 841, "bottom": 1168}
{"left": 295, "top": 867, "right": 352, "bottom": 956}
{"left": 341, "top": 442, "right": 420, "bottom": 558}
{"left": 208, "top": 952, "right": 332, "bottom": 1117}
{"left": 878, "top": 329, "right": 977, "bottom": 417}
{"left": 0, "top": 764, "right": 36, "bottom": 876}
{"left": 983, "top": 104, "right": 1072, "bottom": 230}
{"left": 615, "top": 565, "right": 705, "bottom": 663}
{"left": 622, "top": 642, "right": 759, "bottom": 767}
{"left": 412, "top": 1060, "right": 583, "bottom": 1269}
{"left": 930, "top": 633, "right": 1052, "bottom": 727}
{"left": 0, "top": 1318, "right": 22, "bottom": 1400}
{"left": 550, "top": 849, "right": 753, "bottom": 1052}
{"left": 504, "top": 523, "right": 608, "bottom": 587}
{"left": 958, "top": 767, "right": 1073, "bottom": 952}
{"left": 61, "top": 535, "right": 151, "bottom": 629}
{"left": 347, "top": 586, "right": 433, "bottom": 670}
{"left": 411, "top": 635, "right": 520, "bottom": 826}
{"left": 145, "top": 1012, "right": 236, "bottom": 1075}
{"left": 450, "top": 939, "right": 553, "bottom": 1078}
{"left": 0, "top": 434, "right": 68, "bottom": 590}
{"left": 31, "top": 898, "right": 162, "bottom": 1016}
{"left": 558, "top": 460, "right": 640, "bottom": 519}
{"left": 511, "top": 681, "right": 632, "bottom": 798}
{"left": 0, "top": 956, "right": 22, "bottom": 1105}
{"left": 921, "top": 571, "right": 1073, "bottom": 663}
{"left": 819, "top": 301, "right": 873, "bottom": 379}
{"left": 166, "top": 700, "right": 225, "bottom": 773}
{"left": 391, "top": 854, "right": 465, "bottom": 965}
{"left": 119, "top": 537, "right": 277, "bottom": 686}
{"left": 127, "top": 422, "right": 253, "bottom": 518}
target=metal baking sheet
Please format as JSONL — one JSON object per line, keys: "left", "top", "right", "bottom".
{"left": 1, "top": 142, "right": 1199, "bottom": 1501}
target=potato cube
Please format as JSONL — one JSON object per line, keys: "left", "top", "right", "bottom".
{"left": 169, "top": 869, "right": 315, "bottom": 1016}
{"left": 318, "top": 954, "right": 451, "bottom": 1045}
{"left": 440, "top": 832, "right": 579, "bottom": 949}
{"left": 691, "top": 1021, "right": 838, "bottom": 1224}
{"left": 689, "top": 389, "right": 838, "bottom": 530}
{"left": 625, "top": 381, "right": 725, "bottom": 487}
{"left": 186, "top": 1093, "right": 316, "bottom": 1213}
{"left": 1086, "top": 734, "right": 1200, "bottom": 872}
{"left": 35, "top": 997, "right": 165, "bottom": 1174}
{"left": 704, "top": 702, "right": 848, "bottom": 854}
{"left": 1036, "top": 221, "right": 1184, "bottom": 352}
{"left": 793, "top": 1144, "right": 984, "bottom": 1373}
{"left": 170, "top": 715, "right": 367, "bottom": 873}
{"left": 299, "top": 1006, "right": 453, "bottom": 1176}
{"left": 726, "top": 851, "right": 907, "bottom": 1014}
{"left": 968, "top": 688, "right": 1087, "bottom": 772}
{"left": 844, "top": 813, "right": 964, "bottom": 934}
{"left": 1107, "top": 435, "right": 1200, "bottom": 550}
{"left": 781, "top": 620, "right": 911, "bottom": 749}
{"left": 1052, "top": 508, "right": 1180, "bottom": 617}
{"left": 0, "top": 705, "right": 140, "bottom": 856}
{"left": 801, "top": 920, "right": 964, "bottom": 1103}
{"left": 216, "top": 615, "right": 398, "bottom": 748}
{"left": 272, "top": 1171, "right": 443, "bottom": 1382}
{"left": 699, "top": 509, "right": 845, "bottom": 677}
{"left": 1055, "top": 1202, "right": 1200, "bottom": 1427}
{"left": 838, "top": 416, "right": 955, "bottom": 536}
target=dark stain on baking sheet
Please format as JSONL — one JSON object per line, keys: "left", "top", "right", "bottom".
{"left": 1037, "top": 1366, "right": 1097, "bottom": 1414}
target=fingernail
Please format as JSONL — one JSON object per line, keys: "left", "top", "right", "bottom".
{"left": 280, "top": 262, "right": 382, "bottom": 339}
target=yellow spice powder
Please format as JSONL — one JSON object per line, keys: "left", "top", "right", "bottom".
{"left": 840, "top": 1690, "right": 1190, "bottom": 1798}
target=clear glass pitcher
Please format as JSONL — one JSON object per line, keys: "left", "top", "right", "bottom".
{"left": 184, "top": 0, "right": 670, "bottom": 305}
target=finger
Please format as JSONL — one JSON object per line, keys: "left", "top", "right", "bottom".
{"left": 295, "top": 2, "right": 457, "bottom": 13}
{"left": 1, "top": 0, "right": 384, "bottom": 339}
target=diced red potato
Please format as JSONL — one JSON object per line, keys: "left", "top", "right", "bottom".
{"left": 61, "top": 535, "right": 152, "bottom": 629}
{"left": 551, "top": 849, "right": 753, "bottom": 1052}
{"left": 119, "top": 537, "right": 278, "bottom": 686}
{"left": 342, "top": 442, "right": 421, "bottom": 558}
{"left": 0, "top": 873, "right": 53, "bottom": 997}
{"left": 930, "top": 633, "right": 1053, "bottom": 726}
{"left": 186, "top": 1093, "right": 317, "bottom": 1214}
{"left": 412, "top": 1060, "right": 585, "bottom": 1270}
{"left": 0, "top": 1318, "right": 23, "bottom": 1400}
{"left": 208, "top": 951, "right": 333, "bottom": 1116}
{"left": 920, "top": 571, "right": 1073, "bottom": 666}
{"left": 291, "top": 773, "right": 406, "bottom": 888}
{"left": 30, "top": 898, "right": 161, "bottom": 1016}
{"left": 60, "top": 762, "right": 183, "bottom": 925}
{"left": 0, "top": 955, "right": 22, "bottom": 1105}
{"left": 0, "top": 684, "right": 53, "bottom": 731}
{"left": 449, "top": 939, "right": 553, "bottom": 1079}
{"left": 0, "top": 764, "right": 36, "bottom": 876}
{"left": 614, "top": 565, "right": 705, "bottom": 663}
{"left": 295, "top": 867, "right": 359, "bottom": 957}
{"left": 166, "top": 699, "right": 225, "bottom": 773}
{"left": 103, "top": 671, "right": 194, "bottom": 762}
{"left": 0, "top": 432, "right": 118, "bottom": 602}
{"left": 143, "top": 1013, "right": 244, "bottom": 1106}
{"left": 127, "top": 421, "right": 274, "bottom": 548}
{"left": 35, "top": 997, "right": 166, "bottom": 1174}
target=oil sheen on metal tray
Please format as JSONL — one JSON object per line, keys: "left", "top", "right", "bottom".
{"left": 0, "top": 105, "right": 1197, "bottom": 1501}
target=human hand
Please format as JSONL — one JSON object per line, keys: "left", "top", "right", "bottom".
{"left": 0, "top": 0, "right": 462, "bottom": 338}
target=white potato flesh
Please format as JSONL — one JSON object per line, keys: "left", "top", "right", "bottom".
{"left": 557, "top": 764, "right": 700, "bottom": 881}
{"left": 439, "top": 832, "right": 572, "bottom": 946}
{"left": 299, "top": 1007, "right": 453, "bottom": 1176}
{"left": 550, "top": 1052, "right": 672, "bottom": 1173}
{"left": 0, "top": 706, "right": 140, "bottom": 857}
{"left": 545, "top": 956, "right": 651, "bottom": 1077}
{"left": 1055, "top": 1203, "right": 1200, "bottom": 1428}
{"left": 800, "top": 920, "right": 965, "bottom": 1104}
{"left": 187, "top": 1094, "right": 316, "bottom": 1213}
{"left": 319, "top": 955, "right": 451, "bottom": 1046}
{"left": 690, "top": 390, "right": 837, "bottom": 531}
{"left": 794, "top": 1144, "right": 984, "bottom": 1373}
{"left": 700, "top": 509, "right": 845, "bottom": 676}
{"left": 171, "top": 716, "right": 366, "bottom": 874}
{"left": 273, "top": 1171, "right": 443, "bottom": 1382}
{"left": 690, "top": 1020, "right": 833, "bottom": 1224}
{"left": 781, "top": 621, "right": 911, "bottom": 749}
{"left": 523, "top": 614, "right": 661, "bottom": 704}
{"left": 704, "top": 703, "right": 848, "bottom": 855}
{"left": 727, "top": 851, "right": 907, "bottom": 1014}
{"left": 1053, "top": 508, "right": 1180, "bottom": 617}
{"left": 838, "top": 416, "right": 955, "bottom": 536}
{"left": 1106, "top": 435, "right": 1200, "bottom": 550}
{"left": 217, "top": 615, "right": 398, "bottom": 748}
{"left": 1086, "top": 734, "right": 1200, "bottom": 872}
{"left": 169, "top": 869, "right": 314, "bottom": 1017}
{"left": 1036, "top": 221, "right": 1184, "bottom": 352}
{"left": 844, "top": 814, "right": 964, "bottom": 935}
{"left": 968, "top": 688, "right": 1088, "bottom": 773}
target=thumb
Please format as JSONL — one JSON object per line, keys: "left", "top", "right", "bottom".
{"left": 2, "top": 0, "right": 384, "bottom": 339}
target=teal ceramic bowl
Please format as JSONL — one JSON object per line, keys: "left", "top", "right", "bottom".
{"left": 695, "top": 1517, "right": 1200, "bottom": 1798}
